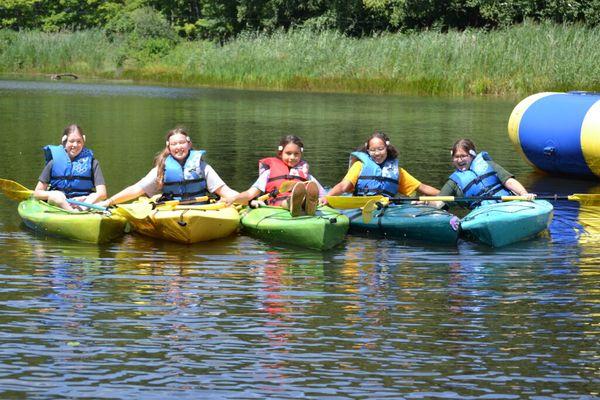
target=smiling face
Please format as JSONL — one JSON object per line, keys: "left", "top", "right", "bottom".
{"left": 452, "top": 148, "right": 474, "bottom": 171}
{"left": 168, "top": 133, "right": 192, "bottom": 162}
{"left": 280, "top": 142, "right": 302, "bottom": 168}
{"left": 367, "top": 137, "right": 388, "bottom": 164}
{"left": 63, "top": 132, "right": 85, "bottom": 160}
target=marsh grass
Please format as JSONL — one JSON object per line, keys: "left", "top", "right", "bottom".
{"left": 2, "top": 22, "right": 599, "bottom": 96}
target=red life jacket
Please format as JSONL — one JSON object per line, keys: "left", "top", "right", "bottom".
{"left": 259, "top": 157, "right": 309, "bottom": 205}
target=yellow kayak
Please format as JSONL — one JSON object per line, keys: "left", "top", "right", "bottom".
{"left": 117, "top": 198, "right": 240, "bottom": 244}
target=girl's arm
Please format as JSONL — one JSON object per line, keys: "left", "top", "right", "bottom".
{"left": 416, "top": 183, "right": 440, "bottom": 196}
{"left": 221, "top": 187, "right": 261, "bottom": 205}
{"left": 326, "top": 179, "right": 354, "bottom": 197}
{"left": 33, "top": 181, "right": 74, "bottom": 210}
{"left": 99, "top": 184, "right": 146, "bottom": 207}
{"left": 504, "top": 178, "right": 535, "bottom": 198}
{"left": 79, "top": 184, "right": 107, "bottom": 204}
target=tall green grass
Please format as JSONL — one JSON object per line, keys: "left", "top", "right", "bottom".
{"left": 0, "top": 30, "right": 123, "bottom": 76}
{"left": 2, "top": 22, "right": 600, "bottom": 96}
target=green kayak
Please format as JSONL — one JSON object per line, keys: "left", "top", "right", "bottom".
{"left": 240, "top": 205, "right": 349, "bottom": 250}
{"left": 18, "top": 198, "right": 129, "bottom": 243}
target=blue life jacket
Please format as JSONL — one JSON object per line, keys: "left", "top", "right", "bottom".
{"left": 449, "top": 151, "right": 511, "bottom": 207}
{"left": 162, "top": 150, "right": 208, "bottom": 200}
{"left": 43, "top": 145, "right": 94, "bottom": 198}
{"left": 351, "top": 151, "right": 399, "bottom": 197}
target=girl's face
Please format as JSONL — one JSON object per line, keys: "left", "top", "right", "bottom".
{"left": 168, "top": 133, "right": 192, "bottom": 162}
{"left": 367, "top": 137, "right": 388, "bottom": 164}
{"left": 452, "top": 147, "right": 474, "bottom": 171}
{"left": 280, "top": 143, "right": 302, "bottom": 168}
{"left": 64, "top": 132, "right": 85, "bottom": 160}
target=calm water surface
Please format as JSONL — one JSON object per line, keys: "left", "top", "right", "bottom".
{"left": 0, "top": 79, "right": 597, "bottom": 399}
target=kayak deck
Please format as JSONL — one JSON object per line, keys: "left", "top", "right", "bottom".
{"left": 121, "top": 200, "right": 240, "bottom": 244}
{"left": 460, "top": 200, "right": 554, "bottom": 247}
{"left": 18, "top": 198, "right": 128, "bottom": 244}
{"left": 240, "top": 205, "right": 349, "bottom": 250}
{"left": 341, "top": 203, "right": 459, "bottom": 245}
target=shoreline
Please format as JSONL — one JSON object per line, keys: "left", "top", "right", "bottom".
{"left": 1, "top": 24, "right": 598, "bottom": 98}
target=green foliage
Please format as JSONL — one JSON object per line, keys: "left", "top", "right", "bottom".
{"left": 104, "top": 6, "right": 179, "bottom": 63}
{"left": 2, "top": 0, "right": 600, "bottom": 41}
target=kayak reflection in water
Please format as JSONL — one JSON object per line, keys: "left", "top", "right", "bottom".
{"left": 34, "top": 124, "right": 107, "bottom": 211}
{"left": 439, "top": 138, "right": 536, "bottom": 208}
{"left": 98, "top": 127, "right": 238, "bottom": 207}
{"left": 325, "top": 130, "right": 441, "bottom": 204}
{"left": 223, "top": 135, "right": 325, "bottom": 217}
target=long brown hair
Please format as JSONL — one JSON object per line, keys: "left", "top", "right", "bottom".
{"left": 358, "top": 130, "right": 399, "bottom": 160}
{"left": 154, "top": 127, "right": 192, "bottom": 188}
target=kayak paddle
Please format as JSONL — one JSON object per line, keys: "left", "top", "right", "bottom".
{"left": 0, "top": 178, "right": 34, "bottom": 201}
{"left": 0, "top": 178, "right": 112, "bottom": 212}
{"left": 327, "top": 193, "right": 600, "bottom": 209}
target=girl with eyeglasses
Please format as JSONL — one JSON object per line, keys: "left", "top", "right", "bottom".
{"left": 98, "top": 127, "right": 238, "bottom": 207}
{"left": 438, "top": 138, "right": 535, "bottom": 207}
{"left": 326, "top": 130, "right": 440, "bottom": 200}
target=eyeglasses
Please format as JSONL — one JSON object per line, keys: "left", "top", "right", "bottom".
{"left": 368, "top": 147, "right": 386, "bottom": 154}
{"left": 452, "top": 154, "right": 471, "bottom": 160}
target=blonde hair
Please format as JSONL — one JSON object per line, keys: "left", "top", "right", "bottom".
{"left": 154, "top": 127, "right": 191, "bottom": 188}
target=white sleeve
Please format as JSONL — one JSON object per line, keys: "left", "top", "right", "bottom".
{"left": 135, "top": 167, "right": 160, "bottom": 197}
{"left": 251, "top": 170, "right": 270, "bottom": 193}
{"left": 204, "top": 164, "right": 227, "bottom": 193}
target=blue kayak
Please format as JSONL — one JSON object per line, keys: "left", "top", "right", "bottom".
{"left": 460, "top": 200, "right": 554, "bottom": 247}
{"left": 341, "top": 204, "right": 459, "bottom": 245}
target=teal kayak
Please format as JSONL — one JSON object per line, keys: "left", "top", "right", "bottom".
{"left": 18, "top": 198, "right": 129, "bottom": 243}
{"left": 240, "top": 205, "right": 349, "bottom": 250}
{"left": 341, "top": 204, "right": 459, "bottom": 245}
{"left": 460, "top": 200, "right": 554, "bottom": 247}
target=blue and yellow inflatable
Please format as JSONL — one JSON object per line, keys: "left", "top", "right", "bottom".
{"left": 508, "top": 91, "right": 600, "bottom": 178}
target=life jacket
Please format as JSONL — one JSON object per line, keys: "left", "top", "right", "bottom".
{"left": 259, "top": 157, "right": 309, "bottom": 206}
{"left": 162, "top": 150, "right": 208, "bottom": 200}
{"left": 351, "top": 151, "right": 399, "bottom": 197}
{"left": 43, "top": 145, "right": 94, "bottom": 198}
{"left": 449, "top": 151, "right": 511, "bottom": 208}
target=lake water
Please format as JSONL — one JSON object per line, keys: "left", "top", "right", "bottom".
{"left": 0, "top": 79, "right": 597, "bottom": 399}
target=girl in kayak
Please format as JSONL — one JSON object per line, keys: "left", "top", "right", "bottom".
{"left": 34, "top": 124, "right": 107, "bottom": 211}
{"left": 98, "top": 127, "right": 238, "bottom": 207}
{"left": 439, "top": 138, "right": 535, "bottom": 206}
{"left": 326, "top": 130, "right": 440, "bottom": 200}
{"left": 223, "top": 135, "right": 325, "bottom": 217}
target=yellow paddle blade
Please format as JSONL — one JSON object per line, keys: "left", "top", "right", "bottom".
{"left": 567, "top": 193, "right": 600, "bottom": 205}
{"left": 113, "top": 203, "right": 154, "bottom": 220}
{"left": 326, "top": 195, "right": 385, "bottom": 209}
{"left": 0, "top": 178, "right": 33, "bottom": 201}
{"left": 361, "top": 197, "right": 389, "bottom": 223}
{"left": 278, "top": 180, "right": 297, "bottom": 193}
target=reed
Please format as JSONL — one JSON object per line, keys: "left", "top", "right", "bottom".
{"left": 0, "top": 29, "right": 122, "bottom": 75}
{"left": 2, "top": 22, "right": 599, "bottom": 96}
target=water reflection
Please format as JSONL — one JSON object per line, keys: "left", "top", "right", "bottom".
{"left": 0, "top": 81, "right": 598, "bottom": 398}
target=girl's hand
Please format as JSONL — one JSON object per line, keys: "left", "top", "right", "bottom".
{"left": 521, "top": 193, "right": 537, "bottom": 201}
{"left": 47, "top": 191, "right": 74, "bottom": 210}
{"left": 97, "top": 199, "right": 111, "bottom": 208}
{"left": 220, "top": 196, "right": 237, "bottom": 206}
{"left": 318, "top": 197, "right": 328, "bottom": 206}
{"left": 249, "top": 199, "right": 266, "bottom": 208}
